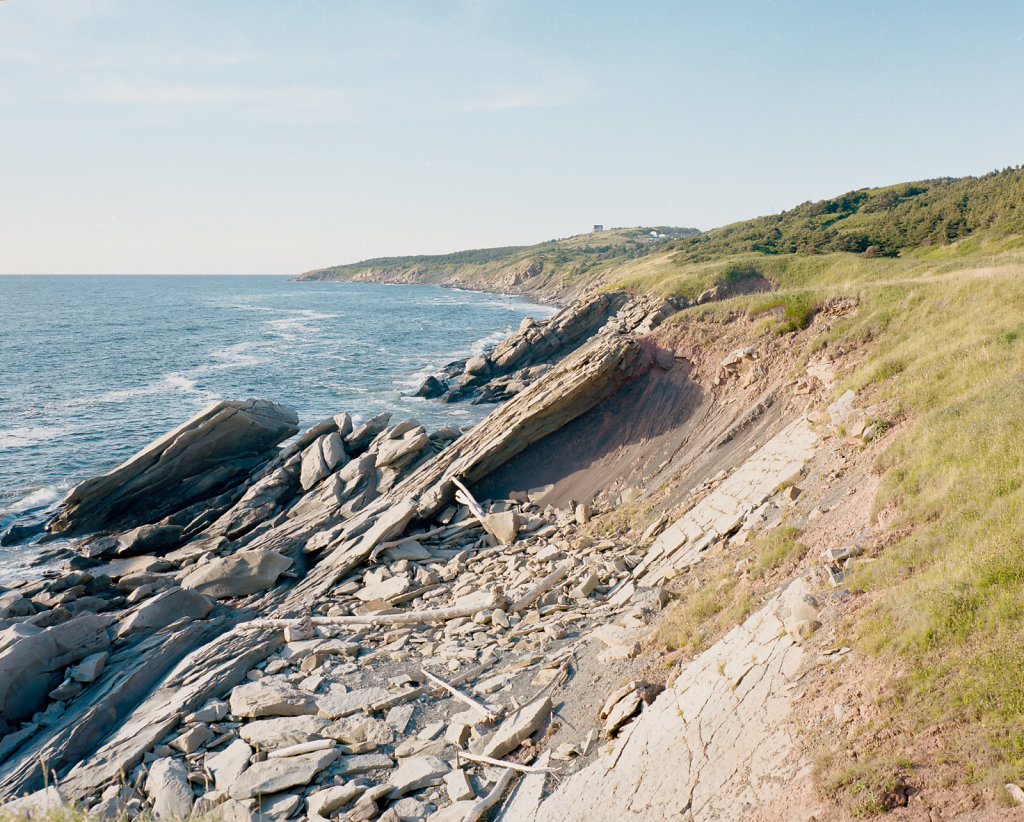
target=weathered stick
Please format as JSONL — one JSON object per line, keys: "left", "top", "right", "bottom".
{"left": 369, "top": 659, "right": 494, "bottom": 712}
{"left": 421, "top": 668, "right": 498, "bottom": 722}
{"left": 456, "top": 751, "right": 553, "bottom": 774}
{"left": 451, "top": 476, "right": 487, "bottom": 521}
{"left": 508, "top": 560, "right": 574, "bottom": 613}
{"left": 235, "top": 591, "right": 501, "bottom": 631}
{"left": 461, "top": 767, "right": 519, "bottom": 822}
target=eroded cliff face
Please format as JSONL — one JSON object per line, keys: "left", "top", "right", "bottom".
{"left": 4, "top": 289, "right": 992, "bottom": 822}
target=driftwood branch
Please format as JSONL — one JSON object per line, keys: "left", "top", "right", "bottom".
{"left": 451, "top": 476, "right": 487, "bottom": 521}
{"left": 456, "top": 751, "right": 553, "bottom": 774}
{"left": 508, "top": 560, "right": 574, "bottom": 613}
{"left": 461, "top": 767, "right": 519, "bottom": 822}
{"left": 421, "top": 668, "right": 498, "bottom": 722}
{"left": 369, "top": 659, "right": 494, "bottom": 713}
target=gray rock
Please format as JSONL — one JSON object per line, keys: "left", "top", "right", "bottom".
{"left": 230, "top": 680, "right": 318, "bottom": 718}
{"left": 392, "top": 796, "right": 432, "bottom": 821}
{"left": 116, "top": 586, "right": 214, "bottom": 637}
{"left": 444, "top": 768, "right": 474, "bottom": 802}
{"left": 146, "top": 757, "right": 193, "bottom": 820}
{"left": 68, "top": 650, "right": 108, "bottom": 683}
{"left": 48, "top": 399, "right": 299, "bottom": 535}
{"left": 308, "top": 782, "right": 364, "bottom": 817}
{"left": 238, "top": 715, "right": 330, "bottom": 749}
{"left": 388, "top": 755, "right": 448, "bottom": 797}
{"left": 483, "top": 511, "right": 520, "bottom": 544}
{"left": 207, "top": 738, "right": 252, "bottom": 791}
{"left": 479, "top": 696, "right": 551, "bottom": 759}
{"left": 317, "top": 686, "right": 391, "bottom": 719}
{"left": 337, "top": 752, "right": 393, "bottom": 776}
{"left": 322, "top": 432, "right": 348, "bottom": 471}
{"left": 229, "top": 748, "right": 338, "bottom": 799}
{"left": 180, "top": 549, "right": 292, "bottom": 599}
{"left": 300, "top": 438, "right": 331, "bottom": 490}
{"left": 0, "top": 613, "right": 110, "bottom": 721}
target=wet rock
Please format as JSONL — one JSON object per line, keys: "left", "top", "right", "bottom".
{"left": 415, "top": 376, "right": 448, "bottom": 399}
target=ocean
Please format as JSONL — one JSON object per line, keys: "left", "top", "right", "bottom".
{"left": 0, "top": 275, "right": 553, "bottom": 579}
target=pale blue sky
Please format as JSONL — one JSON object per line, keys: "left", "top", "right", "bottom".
{"left": 2, "top": 0, "right": 1023, "bottom": 274}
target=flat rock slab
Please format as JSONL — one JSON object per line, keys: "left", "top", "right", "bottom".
{"left": 317, "top": 686, "right": 391, "bottom": 719}
{"left": 229, "top": 748, "right": 338, "bottom": 799}
{"left": 388, "top": 755, "right": 449, "bottom": 797}
{"left": 500, "top": 598, "right": 807, "bottom": 821}
{"left": 239, "top": 715, "right": 330, "bottom": 750}
{"left": 207, "top": 738, "right": 253, "bottom": 791}
{"left": 230, "top": 680, "right": 318, "bottom": 718}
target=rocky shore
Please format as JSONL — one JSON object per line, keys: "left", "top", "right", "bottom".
{"left": 0, "top": 288, "right": 893, "bottom": 821}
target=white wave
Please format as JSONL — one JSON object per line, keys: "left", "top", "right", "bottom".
{"left": 468, "top": 328, "right": 512, "bottom": 356}
{"left": 3, "top": 484, "right": 64, "bottom": 514}
{"left": 207, "top": 342, "right": 268, "bottom": 369}
{"left": 0, "top": 425, "right": 65, "bottom": 451}
{"left": 163, "top": 373, "right": 197, "bottom": 392}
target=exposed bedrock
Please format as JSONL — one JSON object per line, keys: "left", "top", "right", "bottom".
{"left": 47, "top": 399, "right": 300, "bottom": 537}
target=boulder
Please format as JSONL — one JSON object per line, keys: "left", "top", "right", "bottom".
{"left": 146, "top": 757, "right": 193, "bottom": 820}
{"left": 483, "top": 511, "right": 520, "bottom": 545}
{"left": 414, "top": 376, "right": 448, "bottom": 399}
{"left": 180, "top": 549, "right": 293, "bottom": 599}
{"left": 116, "top": 586, "right": 214, "bottom": 637}
{"left": 0, "top": 614, "right": 110, "bottom": 721}
{"left": 464, "top": 355, "right": 492, "bottom": 377}
{"left": 48, "top": 399, "right": 299, "bottom": 535}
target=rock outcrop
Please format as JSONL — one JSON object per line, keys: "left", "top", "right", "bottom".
{"left": 48, "top": 399, "right": 299, "bottom": 536}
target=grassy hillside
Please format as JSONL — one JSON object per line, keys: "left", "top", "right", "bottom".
{"left": 294, "top": 226, "right": 698, "bottom": 292}
{"left": 604, "top": 167, "right": 1024, "bottom": 797}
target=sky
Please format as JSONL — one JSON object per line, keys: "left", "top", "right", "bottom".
{"left": 2, "top": 1, "right": 1023, "bottom": 275}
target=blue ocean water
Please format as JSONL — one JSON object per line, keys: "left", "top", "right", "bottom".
{"left": 0, "top": 275, "right": 552, "bottom": 575}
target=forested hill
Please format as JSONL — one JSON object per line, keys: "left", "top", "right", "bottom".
{"left": 672, "top": 166, "right": 1024, "bottom": 261}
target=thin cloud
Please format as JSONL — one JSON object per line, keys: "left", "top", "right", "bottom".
{"left": 83, "top": 78, "right": 352, "bottom": 109}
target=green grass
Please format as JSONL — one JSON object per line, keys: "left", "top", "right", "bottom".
{"left": 621, "top": 224, "right": 1024, "bottom": 781}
